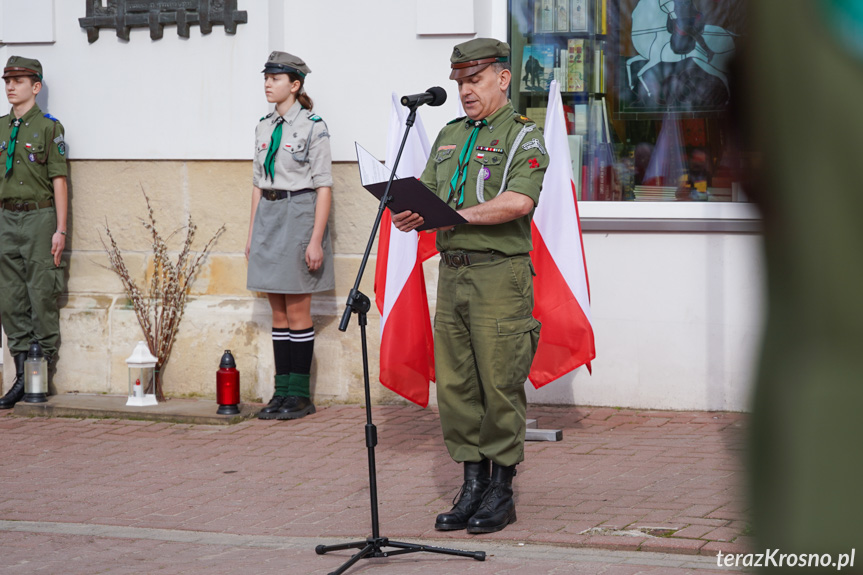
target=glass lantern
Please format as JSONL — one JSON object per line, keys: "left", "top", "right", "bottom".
{"left": 126, "top": 341, "right": 158, "bottom": 406}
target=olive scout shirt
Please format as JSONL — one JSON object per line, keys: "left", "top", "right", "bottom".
{"left": 420, "top": 101, "right": 548, "bottom": 256}
{"left": 0, "top": 103, "right": 67, "bottom": 202}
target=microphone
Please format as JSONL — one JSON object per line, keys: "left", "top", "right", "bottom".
{"left": 400, "top": 86, "right": 447, "bottom": 108}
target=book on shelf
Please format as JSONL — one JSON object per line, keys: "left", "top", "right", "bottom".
{"left": 525, "top": 107, "right": 548, "bottom": 132}
{"left": 593, "top": 44, "right": 605, "bottom": 93}
{"left": 568, "top": 135, "right": 584, "bottom": 200}
{"left": 555, "top": 0, "right": 570, "bottom": 32}
{"left": 562, "top": 104, "right": 575, "bottom": 133}
{"left": 570, "top": 0, "right": 588, "bottom": 32}
{"left": 534, "top": 0, "right": 555, "bottom": 33}
{"left": 521, "top": 44, "right": 555, "bottom": 93}
{"left": 594, "top": 0, "right": 606, "bottom": 34}
{"left": 566, "top": 38, "right": 585, "bottom": 92}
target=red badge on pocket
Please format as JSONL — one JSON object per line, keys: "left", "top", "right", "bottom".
{"left": 528, "top": 158, "right": 539, "bottom": 169}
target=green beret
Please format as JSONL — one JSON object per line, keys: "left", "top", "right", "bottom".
{"left": 262, "top": 51, "right": 311, "bottom": 78}
{"left": 3, "top": 56, "right": 43, "bottom": 81}
{"left": 450, "top": 38, "right": 509, "bottom": 80}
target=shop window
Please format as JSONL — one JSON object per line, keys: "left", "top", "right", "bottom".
{"left": 509, "top": 0, "right": 747, "bottom": 202}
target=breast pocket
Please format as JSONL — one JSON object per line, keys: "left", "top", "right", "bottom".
{"left": 433, "top": 148, "right": 458, "bottom": 197}
{"left": 32, "top": 143, "right": 48, "bottom": 163}
{"left": 471, "top": 152, "right": 506, "bottom": 200}
{"left": 280, "top": 139, "right": 308, "bottom": 167}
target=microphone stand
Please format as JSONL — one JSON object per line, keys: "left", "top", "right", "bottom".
{"left": 315, "top": 105, "right": 486, "bottom": 575}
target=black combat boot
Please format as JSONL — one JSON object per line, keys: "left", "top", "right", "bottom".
{"left": 257, "top": 394, "right": 288, "bottom": 419}
{"left": 275, "top": 395, "right": 316, "bottom": 420}
{"left": 0, "top": 353, "right": 27, "bottom": 410}
{"left": 435, "top": 460, "right": 491, "bottom": 531}
{"left": 466, "top": 463, "right": 517, "bottom": 534}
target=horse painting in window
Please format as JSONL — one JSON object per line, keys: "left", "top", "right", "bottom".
{"left": 622, "top": 0, "right": 740, "bottom": 112}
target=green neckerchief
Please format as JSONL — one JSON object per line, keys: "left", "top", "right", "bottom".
{"left": 263, "top": 116, "right": 286, "bottom": 183}
{"left": 5, "top": 118, "right": 22, "bottom": 179}
{"left": 448, "top": 118, "right": 487, "bottom": 208}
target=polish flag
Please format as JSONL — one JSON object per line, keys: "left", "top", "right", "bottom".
{"left": 373, "top": 93, "right": 438, "bottom": 407}
{"left": 529, "top": 80, "right": 595, "bottom": 386}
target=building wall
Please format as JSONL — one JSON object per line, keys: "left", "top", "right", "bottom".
{"left": 0, "top": 1, "right": 764, "bottom": 411}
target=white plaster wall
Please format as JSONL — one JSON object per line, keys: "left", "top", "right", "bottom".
{"left": 525, "top": 232, "right": 766, "bottom": 412}
{"left": 0, "top": 0, "right": 509, "bottom": 161}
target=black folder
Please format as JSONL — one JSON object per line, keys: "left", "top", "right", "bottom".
{"left": 356, "top": 143, "right": 467, "bottom": 232}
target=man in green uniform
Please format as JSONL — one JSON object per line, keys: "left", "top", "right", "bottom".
{"left": 393, "top": 38, "right": 547, "bottom": 534}
{"left": 0, "top": 56, "right": 68, "bottom": 409}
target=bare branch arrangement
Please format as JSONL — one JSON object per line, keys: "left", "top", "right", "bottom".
{"left": 101, "top": 188, "right": 226, "bottom": 401}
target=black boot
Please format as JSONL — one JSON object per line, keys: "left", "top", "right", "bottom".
{"left": 466, "top": 463, "right": 517, "bottom": 534}
{"left": 257, "top": 394, "right": 288, "bottom": 420}
{"left": 275, "top": 396, "right": 316, "bottom": 420}
{"left": 435, "top": 460, "right": 491, "bottom": 531}
{"left": 0, "top": 354, "right": 27, "bottom": 410}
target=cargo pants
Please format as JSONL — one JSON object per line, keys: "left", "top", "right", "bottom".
{"left": 434, "top": 254, "right": 541, "bottom": 467}
{"left": 0, "top": 206, "right": 64, "bottom": 358}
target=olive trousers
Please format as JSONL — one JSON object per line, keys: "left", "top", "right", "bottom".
{"left": 434, "top": 255, "right": 541, "bottom": 468}
{"left": 0, "top": 206, "right": 64, "bottom": 357}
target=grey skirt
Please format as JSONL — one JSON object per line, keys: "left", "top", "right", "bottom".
{"left": 246, "top": 192, "right": 335, "bottom": 294}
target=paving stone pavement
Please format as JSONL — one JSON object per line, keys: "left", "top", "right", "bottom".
{"left": 0, "top": 404, "right": 750, "bottom": 574}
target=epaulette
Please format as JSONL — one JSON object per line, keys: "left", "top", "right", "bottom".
{"left": 44, "top": 113, "right": 59, "bottom": 122}
{"left": 447, "top": 116, "right": 467, "bottom": 125}
{"left": 259, "top": 112, "right": 274, "bottom": 121}
{"left": 309, "top": 114, "right": 323, "bottom": 122}
{"left": 514, "top": 114, "right": 532, "bottom": 125}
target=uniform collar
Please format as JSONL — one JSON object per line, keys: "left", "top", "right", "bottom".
{"left": 464, "top": 100, "right": 514, "bottom": 133}
{"left": 273, "top": 100, "right": 304, "bottom": 126}
{"left": 8, "top": 102, "right": 42, "bottom": 126}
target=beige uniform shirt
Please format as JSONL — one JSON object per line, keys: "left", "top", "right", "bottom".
{"left": 253, "top": 100, "right": 332, "bottom": 191}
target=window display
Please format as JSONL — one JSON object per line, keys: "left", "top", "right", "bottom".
{"left": 509, "top": 0, "right": 748, "bottom": 202}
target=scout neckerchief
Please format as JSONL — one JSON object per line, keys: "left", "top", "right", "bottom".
{"left": 448, "top": 118, "right": 487, "bottom": 208}
{"left": 5, "top": 117, "right": 21, "bottom": 179}
{"left": 263, "top": 116, "right": 285, "bottom": 183}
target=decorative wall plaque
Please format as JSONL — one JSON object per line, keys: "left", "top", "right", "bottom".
{"left": 79, "top": 1, "right": 248, "bottom": 43}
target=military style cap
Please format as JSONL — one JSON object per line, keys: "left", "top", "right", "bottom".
{"left": 449, "top": 38, "right": 509, "bottom": 80}
{"left": 2, "top": 56, "right": 43, "bottom": 80}
{"left": 262, "top": 51, "right": 311, "bottom": 78}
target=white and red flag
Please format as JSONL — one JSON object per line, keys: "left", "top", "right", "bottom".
{"left": 373, "top": 93, "right": 438, "bottom": 407}
{"left": 529, "top": 80, "right": 596, "bottom": 385}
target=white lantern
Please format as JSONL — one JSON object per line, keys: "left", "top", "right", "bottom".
{"left": 126, "top": 341, "right": 158, "bottom": 406}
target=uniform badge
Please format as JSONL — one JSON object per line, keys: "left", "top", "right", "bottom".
{"left": 522, "top": 138, "right": 547, "bottom": 155}
{"left": 0, "top": 142, "right": 6, "bottom": 151}
{"left": 33, "top": 133, "right": 39, "bottom": 139}
{"left": 490, "top": 140, "right": 499, "bottom": 146}
{"left": 28, "top": 153, "right": 35, "bottom": 162}
{"left": 476, "top": 153, "right": 485, "bottom": 159}
{"left": 437, "top": 145, "right": 456, "bottom": 151}
{"left": 284, "top": 143, "right": 292, "bottom": 149}
{"left": 25, "top": 143, "right": 32, "bottom": 149}
{"left": 528, "top": 158, "right": 540, "bottom": 169}
{"left": 58, "top": 142, "right": 66, "bottom": 156}
{"left": 261, "top": 143, "right": 268, "bottom": 150}
{"left": 481, "top": 167, "right": 491, "bottom": 180}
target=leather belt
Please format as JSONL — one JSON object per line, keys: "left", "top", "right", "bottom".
{"left": 261, "top": 188, "right": 314, "bottom": 201}
{"left": 440, "top": 250, "right": 515, "bottom": 269}
{"left": 0, "top": 198, "right": 54, "bottom": 212}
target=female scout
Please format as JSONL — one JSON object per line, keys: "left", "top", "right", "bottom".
{"left": 246, "top": 51, "right": 334, "bottom": 421}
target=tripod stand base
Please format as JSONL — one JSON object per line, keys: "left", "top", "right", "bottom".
{"left": 316, "top": 536, "right": 485, "bottom": 575}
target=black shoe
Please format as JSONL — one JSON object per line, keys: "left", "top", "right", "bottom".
{"left": 257, "top": 395, "right": 288, "bottom": 419}
{"left": 275, "top": 395, "right": 316, "bottom": 420}
{"left": 466, "top": 463, "right": 517, "bottom": 534}
{"left": 0, "top": 354, "right": 27, "bottom": 410}
{"left": 435, "top": 460, "right": 491, "bottom": 531}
